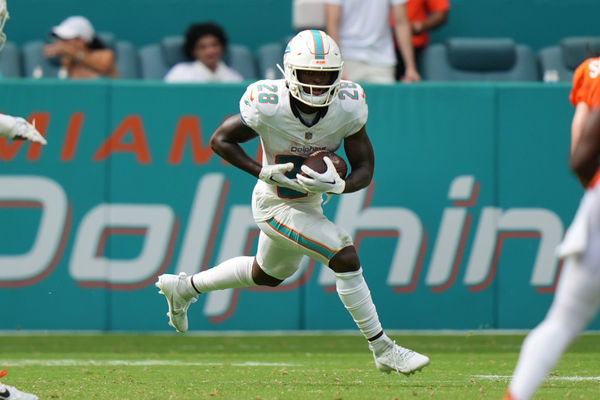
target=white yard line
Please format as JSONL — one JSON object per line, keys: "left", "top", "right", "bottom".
{"left": 473, "top": 374, "right": 600, "bottom": 382}
{"left": 0, "top": 359, "right": 300, "bottom": 367}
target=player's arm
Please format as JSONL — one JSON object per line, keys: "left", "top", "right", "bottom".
{"left": 571, "top": 108, "right": 600, "bottom": 187}
{"left": 210, "top": 114, "right": 262, "bottom": 177}
{"left": 297, "top": 126, "right": 373, "bottom": 195}
{"left": 210, "top": 115, "right": 306, "bottom": 192}
{"left": 342, "top": 125, "right": 374, "bottom": 193}
{"left": 571, "top": 101, "right": 590, "bottom": 156}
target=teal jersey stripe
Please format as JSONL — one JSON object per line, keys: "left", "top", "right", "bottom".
{"left": 311, "top": 29, "right": 325, "bottom": 60}
{"left": 267, "top": 218, "right": 337, "bottom": 259}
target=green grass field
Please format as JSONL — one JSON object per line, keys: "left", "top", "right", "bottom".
{"left": 0, "top": 333, "right": 598, "bottom": 399}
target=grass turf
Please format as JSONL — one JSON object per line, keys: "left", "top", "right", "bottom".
{"left": 0, "top": 333, "right": 599, "bottom": 399}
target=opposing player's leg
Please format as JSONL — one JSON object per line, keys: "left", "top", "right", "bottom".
{"left": 507, "top": 255, "right": 600, "bottom": 399}
{"left": 330, "top": 247, "right": 429, "bottom": 375}
{"left": 507, "top": 193, "right": 600, "bottom": 400}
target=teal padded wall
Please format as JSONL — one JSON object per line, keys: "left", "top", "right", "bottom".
{"left": 0, "top": 80, "right": 585, "bottom": 331}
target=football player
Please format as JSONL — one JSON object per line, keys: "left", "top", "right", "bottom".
{"left": 0, "top": 1, "right": 46, "bottom": 146}
{"left": 156, "top": 29, "right": 429, "bottom": 376}
{"left": 569, "top": 55, "right": 600, "bottom": 186}
{"left": 0, "top": 2, "right": 42, "bottom": 399}
{"left": 504, "top": 111, "right": 600, "bottom": 398}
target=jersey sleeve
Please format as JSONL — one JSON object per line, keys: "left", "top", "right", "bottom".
{"left": 239, "top": 82, "right": 261, "bottom": 130}
{"left": 570, "top": 60, "right": 590, "bottom": 106}
{"left": 339, "top": 81, "right": 369, "bottom": 137}
{"left": 240, "top": 80, "right": 283, "bottom": 131}
{"left": 428, "top": 0, "right": 450, "bottom": 12}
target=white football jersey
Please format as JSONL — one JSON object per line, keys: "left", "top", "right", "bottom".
{"left": 239, "top": 78, "right": 368, "bottom": 221}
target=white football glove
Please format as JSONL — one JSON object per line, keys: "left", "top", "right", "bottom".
{"left": 297, "top": 156, "right": 346, "bottom": 195}
{"left": 0, "top": 115, "right": 47, "bottom": 145}
{"left": 259, "top": 162, "right": 306, "bottom": 193}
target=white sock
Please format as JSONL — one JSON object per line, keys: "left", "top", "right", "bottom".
{"left": 510, "top": 258, "right": 600, "bottom": 400}
{"left": 369, "top": 332, "right": 394, "bottom": 356}
{"left": 335, "top": 268, "right": 391, "bottom": 352}
{"left": 191, "top": 256, "right": 256, "bottom": 292}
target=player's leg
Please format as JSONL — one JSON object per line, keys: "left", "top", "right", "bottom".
{"left": 264, "top": 204, "right": 429, "bottom": 375}
{"left": 330, "top": 246, "right": 429, "bottom": 375}
{"left": 156, "top": 255, "right": 257, "bottom": 333}
{"left": 156, "top": 229, "right": 303, "bottom": 332}
{"left": 508, "top": 195, "right": 600, "bottom": 400}
{"left": 185, "top": 230, "right": 302, "bottom": 293}
{"left": 507, "top": 254, "right": 600, "bottom": 399}
{"left": 252, "top": 225, "right": 306, "bottom": 284}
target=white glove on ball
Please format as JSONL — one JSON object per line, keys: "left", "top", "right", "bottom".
{"left": 259, "top": 162, "right": 306, "bottom": 193}
{"left": 297, "top": 157, "right": 345, "bottom": 194}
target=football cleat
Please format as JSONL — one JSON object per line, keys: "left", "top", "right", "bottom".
{"left": 0, "top": 370, "right": 39, "bottom": 400}
{"left": 155, "top": 273, "right": 198, "bottom": 333}
{"left": 370, "top": 342, "right": 430, "bottom": 376}
{"left": 502, "top": 390, "right": 517, "bottom": 400}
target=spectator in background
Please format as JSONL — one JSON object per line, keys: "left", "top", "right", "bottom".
{"left": 44, "top": 16, "right": 119, "bottom": 79}
{"left": 325, "top": 0, "right": 420, "bottom": 83}
{"left": 394, "top": 0, "right": 450, "bottom": 80}
{"left": 164, "top": 22, "right": 243, "bottom": 83}
{"left": 292, "top": 0, "right": 326, "bottom": 31}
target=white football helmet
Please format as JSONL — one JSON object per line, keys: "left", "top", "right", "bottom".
{"left": 0, "top": 0, "right": 8, "bottom": 52}
{"left": 278, "top": 29, "right": 343, "bottom": 107}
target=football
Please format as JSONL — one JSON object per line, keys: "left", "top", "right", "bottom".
{"left": 301, "top": 150, "right": 348, "bottom": 179}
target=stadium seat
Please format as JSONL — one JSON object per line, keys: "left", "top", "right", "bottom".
{"left": 21, "top": 32, "right": 139, "bottom": 79}
{"left": 22, "top": 40, "right": 61, "bottom": 78}
{"left": 0, "top": 41, "right": 23, "bottom": 77}
{"left": 421, "top": 37, "right": 539, "bottom": 81}
{"left": 538, "top": 37, "right": 600, "bottom": 82}
{"left": 97, "top": 33, "right": 140, "bottom": 79}
{"left": 256, "top": 42, "right": 285, "bottom": 79}
{"left": 114, "top": 41, "right": 140, "bottom": 79}
{"left": 226, "top": 44, "right": 257, "bottom": 80}
{"left": 139, "top": 35, "right": 257, "bottom": 80}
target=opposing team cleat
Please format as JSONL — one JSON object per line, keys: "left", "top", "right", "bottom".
{"left": 155, "top": 273, "right": 198, "bottom": 333}
{"left": 0, "top": 369, "right": 38, "bottom": 400}
{"left": 370, "top": 342, "right": 430, "bottom": 376}
{"left": 502, "top": 390, "right": 517, "bottom": 400}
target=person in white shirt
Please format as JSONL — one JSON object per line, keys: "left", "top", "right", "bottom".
{"left": 164, "top": 22, "right": 243, "bottom": 83}
{"left": 325, "top": 0, "right": 420, "bottom": 83}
